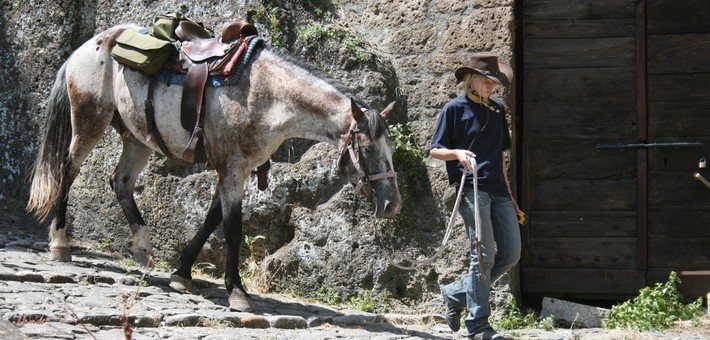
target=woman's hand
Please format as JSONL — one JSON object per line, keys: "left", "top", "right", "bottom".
{"left": 453, "top": 149, "right": 476, "bottom": 168}
{"left": 430, "top": 148, "right": 476, "bottom": 166}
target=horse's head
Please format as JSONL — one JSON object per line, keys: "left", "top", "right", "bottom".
{"left": 338, "top": 99, "right": 402, "bottom": 219}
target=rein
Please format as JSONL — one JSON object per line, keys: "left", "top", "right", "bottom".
{"left": 390, "top": 156, "right": 486, "bottom": 280}
{"left": 338, "top": 120, "right": 397, "bottom": 193}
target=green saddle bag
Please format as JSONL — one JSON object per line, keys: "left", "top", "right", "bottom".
{"left": 110, "top": 29, "right": 174, "bottom": 75}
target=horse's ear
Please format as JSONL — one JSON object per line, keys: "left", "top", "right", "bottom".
{"left": 380, "top": 101, "right": 396, "bottom": 121}
{"left": 351, "top": 98, "right": 365, "bottom": 123}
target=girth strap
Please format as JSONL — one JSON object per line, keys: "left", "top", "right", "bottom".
{"left": 145, "top": 76, "right": 180, "bottom": 161}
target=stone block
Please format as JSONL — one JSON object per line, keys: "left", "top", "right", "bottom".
{"left": 541, "top": 297, "right": 610, "bottom": 328}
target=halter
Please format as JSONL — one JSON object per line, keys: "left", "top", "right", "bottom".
{"left": 338, "top": 119, "right": 398, "bottom": 195}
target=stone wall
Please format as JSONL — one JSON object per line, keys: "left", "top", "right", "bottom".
{"left": 0, "top": 0, "right": 517, "bottom": 315}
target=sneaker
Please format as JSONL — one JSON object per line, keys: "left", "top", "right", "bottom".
{"left": 441, "top": 289, "right": 462, "bottom": 332}
{"left": 467, "top": 327, "right": 509, "bottom": 340}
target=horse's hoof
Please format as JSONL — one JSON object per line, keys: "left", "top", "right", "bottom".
{"left": 49, "top": 247, "right": 71, "bottom": 262}
{"left": 132, "top": 250, "right": 154, "bottom": 268}
{"left": 169, "top": 274, "right": 194, "bottom": 293}
{"left": 229, "top": 290, "right": 254, "bottom": 312}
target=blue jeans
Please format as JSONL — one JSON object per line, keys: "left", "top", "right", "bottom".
{"left": 442, "top": 189, "right": 521, "bottom": 335}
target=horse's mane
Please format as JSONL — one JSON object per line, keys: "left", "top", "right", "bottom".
{"left": 265, "top": 47, "right": 359, "bottom": 101}
{"left": 264, "top": 47, "right": 385, "bottom": 139}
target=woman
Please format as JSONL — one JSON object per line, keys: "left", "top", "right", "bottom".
{"left": 430, "top": 54, "right": 521, "bottom": 340}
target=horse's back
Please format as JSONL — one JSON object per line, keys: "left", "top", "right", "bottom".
{"left": 65, "top": 25, "right": 137, "bottom": 97}
{"left": 62, "top": 25, "right": 139, "bottom": 125}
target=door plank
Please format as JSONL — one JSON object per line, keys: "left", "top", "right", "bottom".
{"left": 524, "top": 101, "right": 636, "bottom": 139}
{"left": 648, "top": 33, "right": 710, "bottom": 74}
{"left": 523, "top": 268, "right": 645, "bottom": 296}
{"left": 648, "top": 239, "right": 710, "bottom": 269}
{"left": 529, "top": 237, "right": 636, "bottom": 269}
{"left": 649, "top": 208, "right": 710, "bottom": 238}
{"left": 648, "top": 103, "right": 710, "bottom": 137}
{"left": 530, "top": 179, "right": 636, "bottom": 211}
{"left": 531, "top": 211, "right": 636, "bottom": 238}
{"left": 524, "top": 18, "right": 634, "bottom": 39}
{"left": 524, "top": 0, "right": 634, "bottom": 20}
{"left": 648, "top": 170, "right": 710, "bottom": 206}
{"left": 648, "top": 74, "right": 710, "bottom": 102}
{"left": 647, "top": 0, "right": 710, "bottom": 34}
{"left": 528, "top": 140, "right": 636, "bottom": 180}
{"left": 525, "top": 68, "right": 635, "bottom": 101}
{"left": 525, "top": 37, "right": 635, "bottom": 69}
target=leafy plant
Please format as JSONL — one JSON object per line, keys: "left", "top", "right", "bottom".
{"left": 295, "top": 23, "right": 337, "bottom": 44}
{"left": 294, "top": 22, "right": 368, "bottom": 63}
{"left": 388, "top": 122, "right": 427, "bottom": 191}
{"left": 374, "top": 209, "right": 413, "bottom": 238}
{"left": 315, "top": 286, "right": 341, "bottom": 305}
{"left": 98, "top": 236, "right": 112, "bottom": 253}
{"left": 244, "top": 234, "right": 266, "bottom": 254}
{"left": 492, "top": 295, "right": 555, "bottom": 331}
{"left": 340, "top": 31, "right": 368, "bottom": 63}
{"left": 606, "top": 271, "right": 704, "bottom": 331}
{"left": 252, "top": 6, "right": 287, "bottom": 47}
{"left": 349, "top": 290, "right": 390, "bottom": 313}
{"left": 154, "top": 259, "right": 171, "bottom": 272}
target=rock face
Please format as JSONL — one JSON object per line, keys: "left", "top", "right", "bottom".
{"left": 0, "top": 0, "right": 516, "bottom": 314}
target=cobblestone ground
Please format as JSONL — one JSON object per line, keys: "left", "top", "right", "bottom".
{"left": 1, "top": 220, "right": 708, "bottom": 339}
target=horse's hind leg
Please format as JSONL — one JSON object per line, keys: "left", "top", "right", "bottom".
{"left": 48, "top": 191, "right": 72, "bottom": 261}
{"left": 110, "top": 137, "right": 154, "bottom": 267}
{"left": 49, "top": 109, "right": 114, "bottom": 261}
{"left": 170, "top": 191, "right": 222, "bottom": 293}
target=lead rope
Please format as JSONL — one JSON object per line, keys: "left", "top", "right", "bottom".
{"left": 390, "top": 156, "right": 486, "bottom": 280}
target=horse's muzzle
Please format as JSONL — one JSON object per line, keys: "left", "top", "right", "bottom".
{"left": 377, "top": 198, "right": 401, "bottom": 219}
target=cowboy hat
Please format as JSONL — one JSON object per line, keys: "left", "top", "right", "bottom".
{"left": 454, "top": 54, "right": 513, "bottom": 87}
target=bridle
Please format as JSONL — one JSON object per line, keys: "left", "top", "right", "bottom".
{"left": 337, "top": 119, "right": 398, "bottom": 195}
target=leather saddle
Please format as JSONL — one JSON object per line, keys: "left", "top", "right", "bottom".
{"left": 174, "top": 21, "right": 257, "bottom": 162}
{"left": 146, "top": 20, "right": 270, "bottom": 190}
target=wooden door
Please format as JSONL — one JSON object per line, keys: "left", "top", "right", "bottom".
{"left": 644, "top": 0, "right": 710, "bottom": 296}
{"left": 520, "top": 0, "right": 710, "bottom": 300}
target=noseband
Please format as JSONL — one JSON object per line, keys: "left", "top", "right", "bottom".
{"left": 338, "top": 120, "right": 398, "bottom": 194}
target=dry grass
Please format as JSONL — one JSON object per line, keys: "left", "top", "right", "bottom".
{"left": 241, "top": 256, "right": 272, "bottom": 293}
{"left": 667, "top": 314, "right": 710, "bottom": 334}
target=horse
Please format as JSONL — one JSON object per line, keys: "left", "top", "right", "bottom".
{"left": 26, "top": 24, "right": 402, "bottom": 311}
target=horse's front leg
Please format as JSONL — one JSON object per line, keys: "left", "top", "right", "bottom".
{"left": 222, "top": 200, "right": 254, "bottom": 312}
{"left": 170, "top": 191, "right": 222, "bottom": 293}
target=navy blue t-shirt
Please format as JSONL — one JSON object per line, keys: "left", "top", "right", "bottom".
{"left": 431, "top": 94, "right": 512, "bottom": 196}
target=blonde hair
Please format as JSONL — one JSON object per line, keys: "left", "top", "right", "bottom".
{"left": 460, "top": 73, "right": 487, "bottom": 102}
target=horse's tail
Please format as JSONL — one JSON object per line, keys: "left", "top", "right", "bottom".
{"left": 26, "top": 60, "right": 72, "bottom": 221}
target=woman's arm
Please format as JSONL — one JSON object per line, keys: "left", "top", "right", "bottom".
{"left": 431, "top": 148, "right": 476, "bottom": 166}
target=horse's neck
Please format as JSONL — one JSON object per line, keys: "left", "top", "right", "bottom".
{"left": 257, "top": 50, "right": 352, "bottom": 145}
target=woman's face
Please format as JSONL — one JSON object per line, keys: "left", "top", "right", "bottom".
{"left": 470, "top": 75, "right": 498, "bottom": 98}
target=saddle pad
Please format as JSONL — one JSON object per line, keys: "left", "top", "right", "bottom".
{"left": 111, "top": 29, "right": 174, "bottom": 75}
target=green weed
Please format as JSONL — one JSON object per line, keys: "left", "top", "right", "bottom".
{"left": 98, "top": 236, "right": 112, "bottom": 253}
{"left": 315, "top": 286, "right": 341, "bottom": 305}
{"left": 349, "top": 290, "right": 390, "bottom": 313}
{"left": 388, "top": 123, "right": 427, "bottom": 192}
{"left": 296, "top": 23, "right": 337, "bottom": 43}
{"left": 492, "top": 295, "right": 555, "bottom": 331}
{"left": 606, "top": 271, "right": 704, "bottom": 331}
